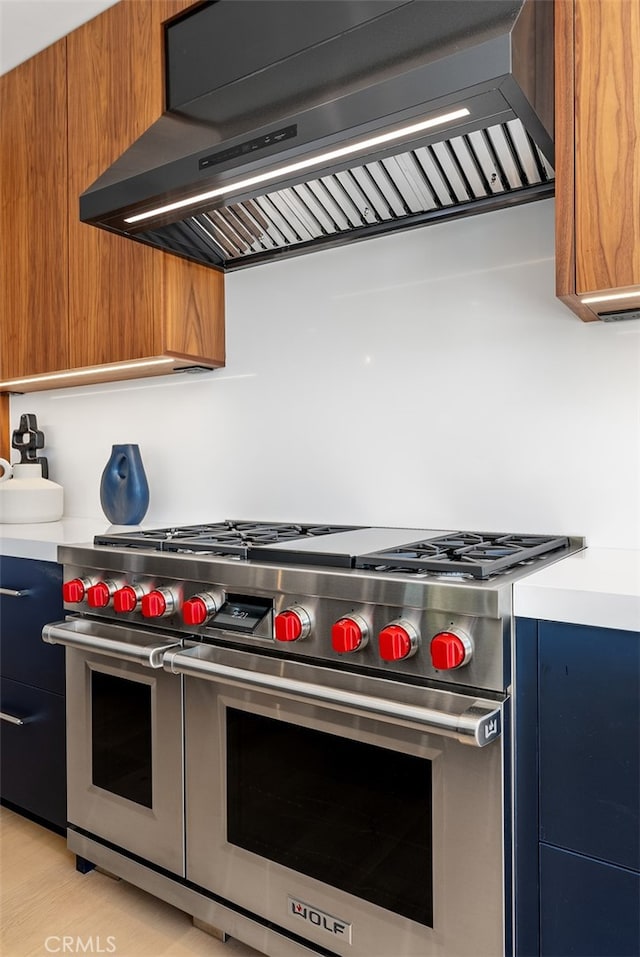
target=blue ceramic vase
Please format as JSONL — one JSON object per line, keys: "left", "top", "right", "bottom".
{"left": 99, "top": 444, "right": 149, "bottom": 525}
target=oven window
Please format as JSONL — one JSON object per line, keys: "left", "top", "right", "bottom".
{"left": 227, "top": 708, "right": 433, "bottom": 926}
{"left": 91, "top": 672, "right": 152, "bottom": 808}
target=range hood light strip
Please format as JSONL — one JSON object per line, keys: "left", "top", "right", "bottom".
{"left": 124, "top": 107, "right": 471, "bottom": 225}
{"left": 0, "top": 357, "right": 176, "bottom": 389}
{"left": 581, "top": 290, "right": 640, "bottom": 305}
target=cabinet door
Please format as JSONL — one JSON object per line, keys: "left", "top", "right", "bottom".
{"left": 0, "top": 557, "right": 65, "bottom": 694}
{"left": 573, "top": 0, "right": 640, "bottom": 295}
{"left": 540, "top": 844, "right": 640, "bottom": 957}
{"left": 539, "top": 621, "right": 640, "bottom": 872}
{"left": 0, "top": 40, "right": 69, "bottom": 379}
{"left": 556, "top": 0, "right": 640, "bottom": 321}
{"left": 66, "top": 0, "right": 223, "bottom": 371}
{"left": 0, "top": 677, "right": 66, "bottom": 830}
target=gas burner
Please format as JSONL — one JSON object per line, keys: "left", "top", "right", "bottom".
{"left": 357, "top": 562, "right": 477, "bottom": 580}
{"left": 359, "top": 564, "right": 432, "bottom": 577}
{"left": 380, "top": 543, "right": 448, "bottom": 561}
{"left": 355, "top": 532, "right": 570, "bottom": 580}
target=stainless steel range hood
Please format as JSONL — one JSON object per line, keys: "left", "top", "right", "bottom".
{"left": 80, "top": 0, "right": 554, "bottom": 271}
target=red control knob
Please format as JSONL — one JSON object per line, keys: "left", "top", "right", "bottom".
{"left": 331, "top": 616, "right": 368, "bottom": 654}
{"left": 182, "top": 592, "right": 220, "bottom": 626}
{"left": 62, "top": 578, "right": 92, "bottom": 603}
{"left": 183, "top": 596, "right": 208, "bottom": 626}
{"left": 113, "top": 586, "right": 140, "bottom": 614}
{"left": 87, "top": 582, "right": 113, "bottom": 608}
{"left": 141, "top": 591, "right": 166, "bottom": 618}
{"left": 430, "top": 630, "right": 472, "bottom": 670}
{"left": 274, "top": 607, "right": 311, "bottom": 642}
{"left": 141, "top": 589, "right": 175, "bottom": 619}
{"left": 378, "top": 621, "right": 419, "bottom": 662}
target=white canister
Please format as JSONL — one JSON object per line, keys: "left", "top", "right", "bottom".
{"left": 0, "top": 459, "right": 64, "bottom": 524}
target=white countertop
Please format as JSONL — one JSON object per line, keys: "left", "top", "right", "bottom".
{"left": 0, "top": 518, "right": 130, "bottom": 562}
{"left": 514, "top": 548, "right": 640, "bottom": 633}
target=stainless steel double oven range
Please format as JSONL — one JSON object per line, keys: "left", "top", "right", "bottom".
{"left": 43, "top": 522, "right": 583, "bottom": 957}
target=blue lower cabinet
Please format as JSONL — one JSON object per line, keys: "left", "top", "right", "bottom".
{"left": 0, "top": 557, "right": 66, "bottom": 831}
{"left": 0, "top": 556, "right": 64, "bottom": 693}
{"left": 0, "top": 677, "right": 66, "bottom": 830}
{"left": 539, "top": 621, "right": 640, "bottom": 872}
{"left": 540, "top": 844, "right": 640, "bottom": 957}
{"left": 515, "top": 618, "right": 640, "bottom": 957}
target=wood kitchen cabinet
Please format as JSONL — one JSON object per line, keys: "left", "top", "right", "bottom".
{"left": 66, "top": 0, "right": 224, "bottom": 379}
{"left": 555, "top": 0, "right": 640, "bottom": 322}
{"left": 0, "top": 0, "right": 224, "bottom": 394}
{"left": 0, "top": 40, "right": 69, "bottom": 381}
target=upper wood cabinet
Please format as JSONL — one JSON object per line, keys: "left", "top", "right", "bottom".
{"left": 0, "top": 41, "right": 69, "bottom": 381}
{"left": 555, "top": 0, "right": 640, "bottom": 322}
{"left": 0, "top": 0, "right": 224, "bottom": 394}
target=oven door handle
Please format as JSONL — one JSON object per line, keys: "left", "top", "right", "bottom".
{"left": 42, "top": 619, "right": 182, "bottom": 668}
{"left": 164, "top": 648, "right": 502, "bottom": 747}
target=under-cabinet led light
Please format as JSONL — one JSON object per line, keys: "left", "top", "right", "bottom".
{"left": 124, "top": 107, "right": 471, "bottom": 225}
{"left": 0, "top": 357, "right": 176, "bottom": 390}
{"left": 581, "top": 290, "right": 640, "bottom": 305}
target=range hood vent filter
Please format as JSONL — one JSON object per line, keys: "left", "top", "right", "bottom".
{"left": 138, "top": 118, "right": 552, "bottom": 267}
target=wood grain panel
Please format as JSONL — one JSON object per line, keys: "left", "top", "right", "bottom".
{"left": 554, "top": 0, "right": 599, "bottom": 322}
{"left": 0, "top": 41, "right": 69, "bottom": 378}
{"left": 66, "top": 0, "right": 201, "bottom": 370}
{"left": 162, "top": 256, "right": 225, "bottom": 364}
{"left": 554, "top": 0, "right": 576, "bottom": 301}
{"left": 0, "top": 395, "right": 10, "bottom": 460}
{"left": 67, "top": 2, "right": 162, "bottom": 367}
{"left": 574, "top": 0, "right": 640, "bottom": 294}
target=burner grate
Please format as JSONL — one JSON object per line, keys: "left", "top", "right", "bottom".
{"left": 355, "top": 532, "right": 569, "bottom": 580}
{"left": 95, "top": 520, "right": 362, "bottom": 556}
{"left": 93, "top": 522, "right": 570, "bottom": 579}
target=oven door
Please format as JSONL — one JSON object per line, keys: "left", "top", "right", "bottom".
{"left": 167, "top": 643, "right": 506, "bottom": 957}
{"left": 43, "top": 618, "right": 185, "bottom": 875}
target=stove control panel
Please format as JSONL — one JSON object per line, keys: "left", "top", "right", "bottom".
{"left": 61, "top": 568, "right": 503, "bottom": 692}
{"left": 209, "top": 596, "right": 272, "bottom": 635}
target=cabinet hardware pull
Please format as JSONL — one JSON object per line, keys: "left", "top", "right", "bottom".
{"left": 0, "top": 711, "right": 25, "bottom": 726}
{"left": 0, "top": 587, "right": 29, "bottom": 597}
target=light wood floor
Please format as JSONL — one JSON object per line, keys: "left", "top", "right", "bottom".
{"left": 0, "top": 807, "right": 263, "bottom": 957}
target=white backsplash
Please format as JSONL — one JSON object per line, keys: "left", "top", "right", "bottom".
{"left": 10, "top": 199, "right": 640, "bottom": 548}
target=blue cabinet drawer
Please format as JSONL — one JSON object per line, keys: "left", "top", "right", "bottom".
{"left": 540, "top": 844, "right": 640, "bottom": 957}
{"left": 0, "top": 677, "right": 66, "bottom": 829}
{"left": 0, "top": 556, "right": 64, "bottom": 694}
{"left": 539, "top": 621, "right": 640, "bottom": 871}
